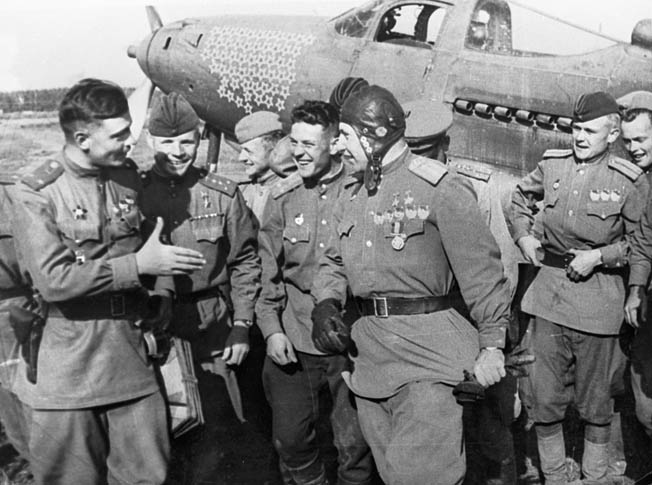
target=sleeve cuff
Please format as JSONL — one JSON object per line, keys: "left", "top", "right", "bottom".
{"left": 629, "top": 263, "right": 651, "bottom": 287}
{"left": 110, "top": 254, "right": 141, "bottom": 291}
{"left": 479, "top": 325, "right": 506, "bottom": 349}
{"left": 233, "top": 307, "right": 255, "bottom": 322}
{"left": 599, "top": 245, "right": 625, "bottom": 269}
{"left": 255, "top": 313, "right": 283, "bottom": 340}
{"left": 511, "top": 225, "right": 531, "bottom": 244}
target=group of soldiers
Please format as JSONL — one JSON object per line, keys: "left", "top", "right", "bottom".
{"left": 1, "top": 75, "right": 652, "bottom": 485}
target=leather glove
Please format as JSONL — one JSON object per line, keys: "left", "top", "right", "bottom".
{"left": 311, "top": 298, "right": 349, "bottom": 354}
{"left": 453, "top": 370, "right": 485, "bottom": 404}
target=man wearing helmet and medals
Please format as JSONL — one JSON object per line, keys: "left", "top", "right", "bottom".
{"left": 311, "top": 85, "right": 512, "bottom": 484}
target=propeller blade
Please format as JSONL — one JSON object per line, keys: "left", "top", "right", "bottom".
{"left": 128, "top": 78, "right": 155, "bottom": 143}
{"left": 146, "top": 6, "right": 163, "bottom": 32}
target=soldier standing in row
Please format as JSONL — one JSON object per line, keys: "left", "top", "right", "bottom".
{"left": 511, "top": 91, "right": 647, "bottom": 484}
{"left": 311, "top": 85, "right": 511, "bottom": 484}
{"left": 11, "top": 79, "right": 206, "bottom": 485}
{"left": 621, "top": 91, "right": 652, "bottom": 438}
{"left": 0, "top": 174, "right": 32, "bottom": 462}
{"left": 256, "top": 100, "right": 373, "bottom": 485}
{"left": 140, "top": 92, "right": 261, "bottom": 482}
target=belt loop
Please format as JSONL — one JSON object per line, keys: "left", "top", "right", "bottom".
{"left": 110, "top": 294, "right": 126, "bottom": 317}
{"left": 374, "top": 297, "right": 389, "bottom": 318}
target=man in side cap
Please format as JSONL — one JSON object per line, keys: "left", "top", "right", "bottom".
{"left": 235, "top": 110, "right": 291, "bottom": 223}
{"left": 311, "top": 85, "right": 512, "bottom": 484}
{"left": 510, "top": 91, "right": 648, "bottom": 484}
{"left": 622, "top": 91, "right": 652, "bottom": 439}
{"left": 140, "top": 91, "right": 261, "bottom": 483}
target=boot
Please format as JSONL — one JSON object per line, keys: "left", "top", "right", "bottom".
{"left": 582, "top": 439, "right": 609, "bottom": 483}
{"left": 608, "top": 412, "right": 627, "bottom": 478}
{"left": 536, "top": 427, "right": 566, "bottom": 485}
{"left": 485, "top": 457, "right": 516, "bottom": 485}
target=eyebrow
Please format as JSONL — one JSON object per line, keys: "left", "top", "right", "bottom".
{"left": 110, "top": 126, "right": 131, "bottom": 139}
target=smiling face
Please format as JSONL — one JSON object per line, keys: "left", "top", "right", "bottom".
{"left": 150, "top": 129, "right": 200, "bottom": 178}
{"left": 78, "top": 114, "right": 135, "bottom": 168}
{"left": 621, "top": 112, "right": 652, "bottom": 170}
{"left": 238, "top": 136, "right": 273, "bottom": 180}
{"left": 571, "top": 115, "right": 619, "bottom": 161}
{"left": 338, "top": 122, "right": 368, "bottom": 174}
{"left": 289, "top": 122, "right": 336, "bottom": 180}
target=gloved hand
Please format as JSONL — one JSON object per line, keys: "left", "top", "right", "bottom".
{"left": 453, "top": 370, "right": 485, "bottom": 404}
{"left": 311, "top": 298, "right": 349, "bottom": 354}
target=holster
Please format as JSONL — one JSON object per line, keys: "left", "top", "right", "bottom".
{"left": 8, "top": 296, "right": 47, "bottom": 384}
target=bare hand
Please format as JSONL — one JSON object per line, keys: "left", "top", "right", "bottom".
{"left": 223, "top": 324, "right": 250, "bottom": 365}
{"left": 517, "top": 235, "right": 542, "bottom": 267}
{"left": 136, "top": 217, "right": 206, "bottom": 275}
{"left": 625, "top": 285, "right": 647, "bottom": 329}
{"left": 266, "top": 332, "right": 297, "bottom": 366}
{"left": 474, "top": 348, "right": 506, "bottom": 387}
{"left": 566, "top": 248, "right": 601, "bottom": 282}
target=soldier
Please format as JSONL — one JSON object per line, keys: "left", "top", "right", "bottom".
{"left": 510, "top": 91, "right": 647, "bottom": 484}
{"left": 0, "top": 174, "right": 32, "bottom": 462}
{"left": 10, "top": 79, "right": 206, "bottom": 485}
{"left": 256, "top": 100, "right": 373, "bottom": 485}
{"left": 140, "top": 92, "right": 261, "bottom": 482}
{"left": 235, "top": 110, "right": 291, "bottom": 223}
{"left": 621, "top": 91, "right": 652, "bottom": 437}
{"left": 311, "top": 85, "right": 512, "bottom": 485}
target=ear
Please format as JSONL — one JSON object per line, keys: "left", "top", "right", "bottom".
{"left": 607, "top": 125, "right": 620, "bottom": 145}
{"left": 329, "top": 134, "right": 340, "bottom": 156}
{"left": 73, "top": 129, "right": 90, "bottom": 150}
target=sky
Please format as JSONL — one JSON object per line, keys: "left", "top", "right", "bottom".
{"left": 0, "top": 0, "right": 649, "bottom": 92}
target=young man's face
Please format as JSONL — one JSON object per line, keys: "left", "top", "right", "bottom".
{"left": 338, "top": 123, "right": 368, "bottom": 174}
{"left": 82, "top": 115, "right": 135, "bottom": 168}
{"left": 621, "top": 113, "right": 652, "bottom": 171}
{"left": 571, "top": 115, "right": 619, "bottom": 161}
{"left": 150, "top": 129, "right": 200, "bottom": 178}
{"left": 238, "top": 136, "right": 272, "bottom": 180}
{"left": 290, "top": 122, "right": 336, "bottom": 180}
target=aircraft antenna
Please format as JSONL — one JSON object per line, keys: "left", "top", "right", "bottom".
{"left": 508, "top": 0, "right": 625, "bottom": 45}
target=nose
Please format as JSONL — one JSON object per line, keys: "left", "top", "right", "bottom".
{"left": 293, "top": 143, "right": 305, "bottom": 159}
{"left": 238, "top": 150, "right": 248, "bottom": 162}
{"left": 170, "top": 142, "right": 183, "bottom": 156}
{"left": 125, "top": 131, "right": 137, "bottom": 150}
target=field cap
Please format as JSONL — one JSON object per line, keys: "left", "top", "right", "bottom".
{"left": 617, "top": 90, "right": 652, "bottom": 112}
{"left": 573, "top": 91, "right": 619, "bottom": 122}
{"left": 148, "top": 92, "right": 199, "bottom": 137}
{"left": 235, "top": 111, "right": 282, "bottom": 144}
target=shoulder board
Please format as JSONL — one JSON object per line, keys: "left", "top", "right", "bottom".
{"left": 608, "top": 156, "right": 643, "bottom": 181}
{"left": 199, "top": 172, "right": 238, "bottom": 197}
{"left": 0, "top": 173, "right": 21, "bottom": 185}
{"left": 271, "top": 172, "right": 303, "bottom": 199}
{"left": 22, "top": 159, "right": 64, "bottom": 190}
{"left": 452, "top": 163, "right": 491, "bottom": 182}
{"left": 542, "top": 148, "right": 573, "bottom": 159}
{"left": 407, "top": 156, "right": 448, "bottom": 187}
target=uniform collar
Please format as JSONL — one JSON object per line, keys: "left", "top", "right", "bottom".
{"left": 574, "top": 147, "right": 610, "bottom": 167}
{"left": 379, "top": 143, "right": 410, "bottom": 178}
{"left": 304, "top": 159, "right": 344, "bottom": 193}
{"left": 151, "top": 165, "right": 200, "bottom": 187}
{"left": 60, "top": 149, "right": 102, "bottom": 178}
{"left": 251, "top": 170, "right": 279, "bottom": 186}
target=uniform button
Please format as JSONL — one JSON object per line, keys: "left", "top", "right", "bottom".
{"left": 173, "top": 220, "right": 179, "bottom": 225}
{"left": 568, "top": 210, "right": 574, "bottom": 216}
{"left": 573, "top": 190, "right": 579, "bottom": 195}
{"left": 291, "top": 237, "right": 297, "bottom": 243}
{"left": 616, "top": 262, "right": 621, "bottom": 267}
{"left": 366, "top": 240, "right": 372, "bottom": 247}
{"left": 579, "top": 170, "right": 585, "bottom": 175}
{"left": 321, "top": 219, "right": 327, "bottom": 225}
{"left": 321, "top": 194, "right": 327, "bottom": 200}
{"left": 318, "top": 242, "right": 325, "bottom": 248}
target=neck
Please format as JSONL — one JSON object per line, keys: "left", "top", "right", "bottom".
{"left": 63, "top": 144, "right": 95, "bottom": 170}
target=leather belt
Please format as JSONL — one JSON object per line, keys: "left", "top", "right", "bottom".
{"left": 356, "top": 294, "right": 457, "bottom": 318}
{"left": 540, "top": 250, "right": 574, "bottom": 269}
{"left": 49, "top": 292, "right": 146, "bottom": 320}
{"left": 0, "top": 287, "right": 31, "bottom": 301}
{"left": 176, "top": 287, "right": 220, "bottom": 304}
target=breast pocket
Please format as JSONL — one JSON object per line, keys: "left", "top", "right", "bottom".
{"left": 0, "top": 220, "right": 11, "bottom": 240}
{"left": 584, "top": 202, "right": 622, "bottom": 241}
{"left": 283, "top": 226, "right": 311, "bottom": 245}
{"left": 58, "top": 217, "right": 101, "bottom": 245}
{"left": 337, "top": 220, "right": 355, "bottom": 239}
{"left": 191, "top": 213, "right": 225, "bottom": 243}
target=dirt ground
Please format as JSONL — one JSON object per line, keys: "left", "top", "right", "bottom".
{"left": 2, "top": 117, "right": 652, "bottom": 484}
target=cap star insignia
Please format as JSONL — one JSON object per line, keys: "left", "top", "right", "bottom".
{"left": 72, "top": 205, "right": 87, "bottom": 220}
{"left": 294, "top": 213, "right": 304, "bottom": 226}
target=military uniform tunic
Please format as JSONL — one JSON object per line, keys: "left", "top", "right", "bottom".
{"left": 240, "top": 171, "right": 280, "bottom": 224}
{"left": 511, "top": 149, "right": 647, "bottom": 335}
{"left": 313, "top": 148, "right": 512, "bottom": 399}
{"left": 257, "top": 165, "right": 347, "bottom": 354}
{"left": 11, "top": 152, "right": 163, "bottom": 409}
{"left": 140, "top": 166, "right": 260, "bottom": 358}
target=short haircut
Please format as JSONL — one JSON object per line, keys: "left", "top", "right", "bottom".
{"left": 59, "top": 78, "right": 129, "bottom": 138}
{"left": 622, "top": 108, "right": 652, "bottom": 125}
{"left": 291, "top": 100, "right": 339, "bottom": 132}
{"left": 606, "top": 112, "right": 621, "bottom": 131}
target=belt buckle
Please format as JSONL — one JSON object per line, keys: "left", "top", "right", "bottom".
{"left": 373, "top": 297, "right": 389, "bottom": 318}
{"left": 110, "top": 294, "right": 126, "bottom": 317}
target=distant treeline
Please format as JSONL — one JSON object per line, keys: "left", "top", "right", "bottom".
{"left": 0, "top": 87, "right": 135, "bottom": 113}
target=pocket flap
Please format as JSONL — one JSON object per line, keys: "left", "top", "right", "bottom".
{"left": 283, "top": 226, "right": 311, "bottom": 243}
{"left": 337, "top": 220, "right": 355, "bottom": 237}
{"left": 586, "top": 202, "right": 621, "bottom": 220}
